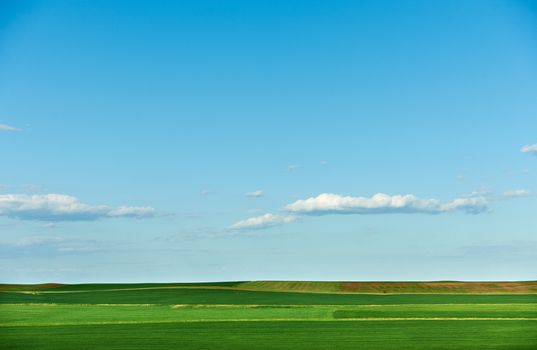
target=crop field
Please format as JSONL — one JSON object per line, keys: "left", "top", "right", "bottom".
{"left": 1, "top": 282, "right": 536, "bottom": 349}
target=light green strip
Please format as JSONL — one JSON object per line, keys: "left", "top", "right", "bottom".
{"left": 2, "top": 318, "right": 537, "bottom": 328}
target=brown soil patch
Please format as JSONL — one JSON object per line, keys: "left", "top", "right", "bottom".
{"left": 339, "top": 282, "right": 537, "bottom": 294}
{"left": 0, "top": 283, "right": 65, "bottom": 292}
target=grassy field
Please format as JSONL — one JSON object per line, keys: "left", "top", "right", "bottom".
{"left": 1, "top": 281, "right": 536, "bottom": 349}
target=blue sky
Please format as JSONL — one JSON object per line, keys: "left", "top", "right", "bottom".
{"left": 1, "top": 0, "right": 537, "bottom": 283}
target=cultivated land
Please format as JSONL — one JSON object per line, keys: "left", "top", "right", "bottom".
{"left": 1, "top": 281, "right": 536, "bottom": 349}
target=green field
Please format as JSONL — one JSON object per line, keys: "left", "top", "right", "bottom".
{"left": 1, "top": 281, "right": 536, "bottom": 349}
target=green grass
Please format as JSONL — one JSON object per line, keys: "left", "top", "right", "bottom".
{"left": 1, "top": 304, "right": 536, "bottom": 327}
{"left": 0, "top": 304, "right": 334, "bottom": 326}
{"left": 2, "top": 321, "right": 536, "bottom": 350}
{"left": 332, "top": 304, "right": 537, "bottom": 319}
{"left": 1, "top": 282, "right": 536, "bottom": 349}
{"left": 2, "top": 288, "right": 537, "bottom": 305}
{"left": 48, "top": 282, "right": 244, "bottom": 291}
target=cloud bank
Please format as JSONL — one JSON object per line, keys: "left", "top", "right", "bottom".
{"left": 0, "top": 194, "right": 155, "bottom": 221}
{"left": 285, "top": 193, "right": 488, "bottom": 215}
{"left": 230, "top": 192, "right": 491, "bottom": 231}
{"left": 521, "top": 144, "right": 537, "bottom": 155}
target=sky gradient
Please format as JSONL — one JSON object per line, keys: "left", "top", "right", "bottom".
{"left": 1, "top": 0, "right": 537, "bottom": 283}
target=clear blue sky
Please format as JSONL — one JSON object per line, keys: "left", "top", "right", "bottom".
{"left": 1, "top": 0, "right": 536, "bottom": 283}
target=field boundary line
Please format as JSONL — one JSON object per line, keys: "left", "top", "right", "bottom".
{"left": 2, "top": 303, "right": 537, "bottom": 307}
{"left": 3, "top": 286, "right": 537, "bottom": 295}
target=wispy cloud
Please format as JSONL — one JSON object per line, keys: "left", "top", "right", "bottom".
{"left": 521, "top": 144, "right": 537, "bottom": 155}
{"left": 0, "top": 236, "right": 105, "bottom": 257}
{"left": 457, "top": 241, "right": 537, "bottom": 258}
{"left": 0, "top": 123, "right": 21, "bottom": 132}
{"left": 501, "top": 189, "right": 532, "bottom": 198}
{"left": 285, "top": 193, "right": 489, "bottom": 215}
{"left": 245, "top": 190, "right": 264, "bottom": 198}
{"left": 0, "top": 194, "right": 155, "bottom": 221}
{"left": 155, "top": 227, "right": 224, "bottom": 242}
{"left": 0, "top": 184, "right": 44, "bottom": 193}
{"left": 230, "top": 213, "right": 296, "bottom": 231}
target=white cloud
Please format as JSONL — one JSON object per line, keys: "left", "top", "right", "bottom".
{"left": 284, "top": 193, "right": 488, "bottom": 215}
{"left": 0, "top": 124, "right": 21, "bottom": 132}
{"left": 230, "top": 213, "right": 296, "bottom": 231}
{"left": 230, "top": 189, "right": 528, "bottom": 231}
{"left": 245, "top": 190, "right": 264, "bottom": 198}
{"left": 502, "top": 189, "right": 532, "bottom": 198}
{"left": 521, "top": 144, "right": 537, "bottom": 155}
{"left": 0, "top": 194, "right": 155, "bottom": 221}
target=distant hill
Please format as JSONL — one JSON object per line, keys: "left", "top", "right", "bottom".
{"left": 2, "top": 281, "right": 536, "bottom": 294}
{"left": 238, "top": 281, "right": 537, "bottom": 294}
